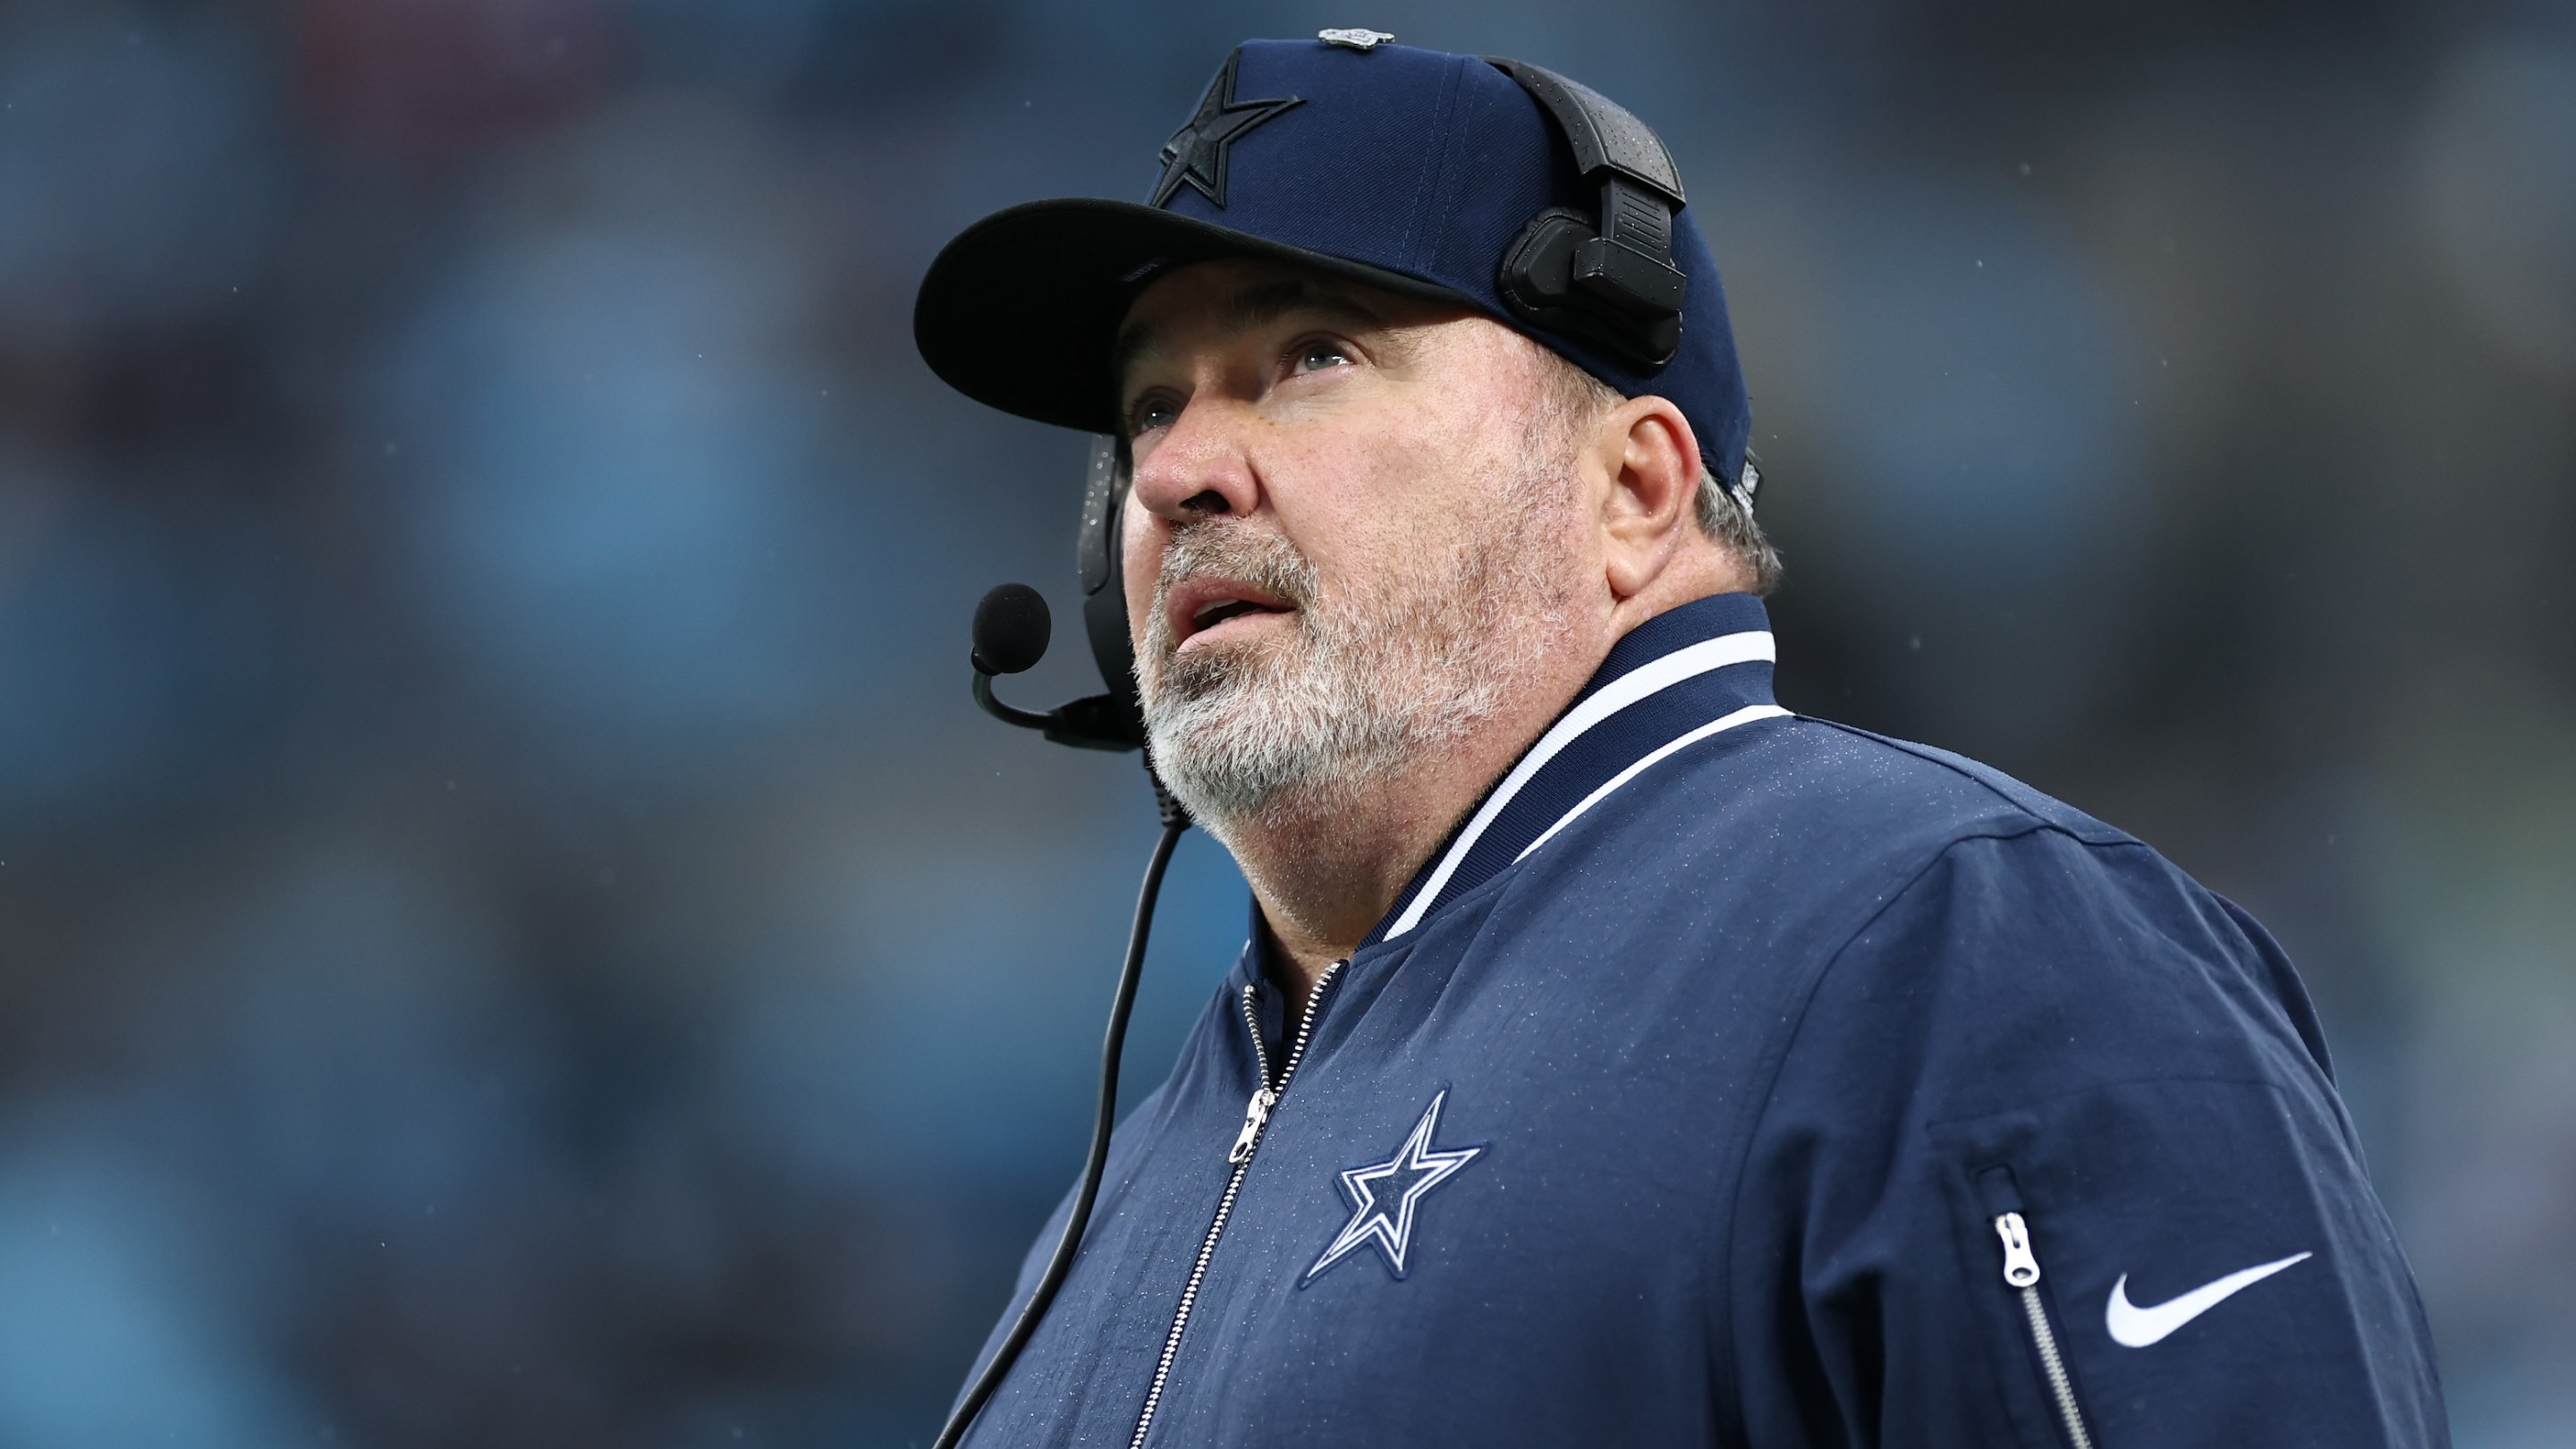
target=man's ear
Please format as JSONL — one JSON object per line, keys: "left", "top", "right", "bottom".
{"left": 1597, "top": 395, "right": 1704, "bottom": 602}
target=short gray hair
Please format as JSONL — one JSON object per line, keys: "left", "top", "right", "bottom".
{"left": 1538, "top": 354, "right": 1784, "bottom": 597}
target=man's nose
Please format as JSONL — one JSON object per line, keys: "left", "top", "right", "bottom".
{"left": 1131, "top": 399, "right": 1262, "bottom": 521}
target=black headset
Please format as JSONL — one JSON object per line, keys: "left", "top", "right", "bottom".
{"left": 938, "top": 57, "right": 1689, "bottom": 1449}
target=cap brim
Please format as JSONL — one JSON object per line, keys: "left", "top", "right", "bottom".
{"left": 912, "top": 198, "right": 1479, "bottom": 435}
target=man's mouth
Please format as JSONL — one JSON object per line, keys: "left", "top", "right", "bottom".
{"left": 1167, "top": 577, "right": 1295, "bottom": 648}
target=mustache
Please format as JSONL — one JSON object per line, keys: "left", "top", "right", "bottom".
{"left": 1147, "top": 523, "right": 1318, "bottom": 648}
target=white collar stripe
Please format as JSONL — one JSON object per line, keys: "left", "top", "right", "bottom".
{"left": 1384, "top": 631, "right": 1775, "bottom": 939}
{"left": 1513, "top": 703, "right": 1790, "bottom": 865}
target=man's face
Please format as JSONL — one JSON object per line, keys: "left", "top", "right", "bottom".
{"left": 1112, "top": 258, "right": 1592, "bottom": 833}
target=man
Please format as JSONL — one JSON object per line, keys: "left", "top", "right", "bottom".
{"left": 911, "top": 36, "right": 2446, "bottom": 1448}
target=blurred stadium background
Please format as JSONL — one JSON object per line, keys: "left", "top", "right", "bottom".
{"left": 0, "top": 0, "right": 2570, "bottom": 1443}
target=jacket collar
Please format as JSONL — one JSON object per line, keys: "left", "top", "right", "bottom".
{"left": 1365, "top": 591, "right": 1786, "bottom": 946}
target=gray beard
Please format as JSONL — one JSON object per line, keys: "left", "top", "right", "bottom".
{"left": 1136, "top": 487, "right": 1572, "bottom": 841}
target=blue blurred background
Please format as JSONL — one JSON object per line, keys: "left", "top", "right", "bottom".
{"left": 0, "top": 0, "right": 2570, "bottom": 1443}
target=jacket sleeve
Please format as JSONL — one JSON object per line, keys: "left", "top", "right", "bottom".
{"left": 1723, "top": 826, "right": 2448, "bottom": 1449}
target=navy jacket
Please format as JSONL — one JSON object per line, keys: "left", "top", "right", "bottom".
{"left": 958, "top": 593, "right": 2447, "bottom": 1448}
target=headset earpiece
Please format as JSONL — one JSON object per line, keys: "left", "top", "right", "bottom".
{"left": 1076, "top": 433, "right": 1121, "bottom": 597}
{"left": 1487, "top": 58, "right": 1690, "bottom": 371}
{"left": 1077, "top": 435, "right": 1147, "bottom": 746}
{"left": 1498, "top": 207, "right": 1683, "bottom": 366}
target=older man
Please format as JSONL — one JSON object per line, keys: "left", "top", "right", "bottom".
{"left": 912, "top": 36, "right": 2445, "bottom": 1449}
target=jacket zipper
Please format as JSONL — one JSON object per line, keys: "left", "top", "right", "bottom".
{"left": 1128, "top": 961, "right": 1345, "bottom": 1449}
{"left": 1993, "top": 1211, "right": 2097, "bottom": 1449}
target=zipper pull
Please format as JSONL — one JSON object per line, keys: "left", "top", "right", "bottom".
{"left": 1994, "top": 1211, "right": 2042, "bottom": 1288}
{"left": 1228, "top": 1087, "right": 1278, "bottom": 1165}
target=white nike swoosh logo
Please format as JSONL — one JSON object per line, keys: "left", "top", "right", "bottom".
{"left": 2106, "top": 1250, "right": 2313, "bottom": 1347}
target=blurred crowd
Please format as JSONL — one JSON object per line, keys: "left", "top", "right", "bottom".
{"left": 0, "top": 0, "right": 2569, "bottom": 1444}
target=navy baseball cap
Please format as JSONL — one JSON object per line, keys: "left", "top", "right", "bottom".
{"left": 913, "top": 36, "right": 1753, "bottom": 491}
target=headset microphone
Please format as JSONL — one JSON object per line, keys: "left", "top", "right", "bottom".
{"left": 971, "top": 440, "right": 1148, "bottom": 754}
{"left": 942, "top": 519, "right": 1182, "bottom": 1449}
{"left": 970, "top": 581, "right": 1147, "bottom": 751}
{"left": 970, "top": 581, "right": 1051, "bottom": 676}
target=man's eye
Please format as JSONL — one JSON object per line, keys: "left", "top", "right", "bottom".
{"left": 1292, "top": 340, "right": 1352, "bottom": 374}
{"left": 1128, "top": 395, "right": 1181, "bottom": 435}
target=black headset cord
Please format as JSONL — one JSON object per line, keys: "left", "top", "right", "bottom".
{"left": 930, "top": 781, "right": 1190, "bottom": 1449}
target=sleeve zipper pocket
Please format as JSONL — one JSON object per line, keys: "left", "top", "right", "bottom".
{"left": 1992, "top": 1210, "right": 2097, "bottom": 1449}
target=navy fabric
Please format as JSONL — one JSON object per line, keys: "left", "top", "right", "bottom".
{"left": 1566, "top": 589, "right": 1774, "bottom": 711}
{"left": 953, "top": 595, "right": 2448, "bottom": 1449}
{"left": 1368, "top": 592, "right": 1775, "bottom": 939}
{"left": 912, "top": 38, "right": 1755, "bottom": 485}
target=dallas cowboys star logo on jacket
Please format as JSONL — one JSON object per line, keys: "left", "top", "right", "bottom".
{"left": 1303, "top": 1089, "right": 1483, "bottom": 1283}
